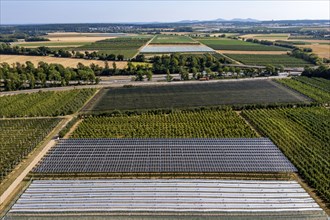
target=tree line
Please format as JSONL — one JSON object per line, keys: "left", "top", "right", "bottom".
{"left": 302, "top": 65, "right": 330, "bottom": 79}
{"left": 0, "top": 61, "right": 99, "bottom": 91}
{"left": 0, "top": 43, "right": 141, "bottom": 61}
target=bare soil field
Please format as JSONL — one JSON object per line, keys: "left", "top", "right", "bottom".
{"left": 217, "top": 50, "right": 288, "bottom": 55}
{"left": 286, "top": 39, "right": 330, "bottom": 44}
{"left": 0, "top": 55, "right": 127, "bottom": 68}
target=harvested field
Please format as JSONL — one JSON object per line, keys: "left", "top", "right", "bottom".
{"left": 84, "top": 80, "right": 310, "bottom": 112}
{"left": 217, "top": 50, "right": 288, "bottom": 55}
{"left": 300, "top": 44, "right": 330, "bottom": 59}
{"left": 0, "top": 55, "right": 127, "bottom": 69}
{"left": 240, "top": 34, "right": 289, "bottom": 41}
{"left": 45, "top": 32, "right": 125, "bottom": 42}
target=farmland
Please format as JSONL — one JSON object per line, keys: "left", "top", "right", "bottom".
{"left": 294, "top": 76, "right": 330, "bottom": 92}
{"left": 0, "top": 89, "right": 96, "bottom": 117}
{"left": 240, "top": 34, "right": 290, "bottom": 41}
{"left": 84, "top": 80, "right": 310, "bottom": 112}
{"left": 71, "top": 109, "right": 258, "bottom": 138}
{"left": 15, "top": 42, "right": 89, "bottom": 48}
{"left": 140, "top": 44, "right": 214, "bottom": 53}
{"left": 0, "top": 118, "right": 61, "bottom": 182}
{"left": 300, "top": 44, "right": 330, "bottom": 59}
{"left": 242, "top": 107, "right": 330, "bottom": 203}
{"left": 276, "top": 78, "right": 330, "bottom": 103}
{"left": 224, "top": 54, "right": 312, "bottom": 67}
{"left": 0, "top": 54, "right": 128, "bottom": 69}
{"left": 195, "top": 37, "right": 288, "bottom": 51}
{"left": 78, "top": 36, "right": 152, "bottom": 59}
{"left": 150, "top": 34, "right": 198, "bottom": 44}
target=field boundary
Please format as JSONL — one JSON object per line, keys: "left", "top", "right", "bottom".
{"left": 0, "top": 117, "right": 69, "bottom": 208}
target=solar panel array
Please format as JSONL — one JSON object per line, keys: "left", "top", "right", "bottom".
{"left": 8, "top": 179, "right": 324, "bottom": 215}
{"left": 33, "top": 138, "right": 297, "bottom": 173}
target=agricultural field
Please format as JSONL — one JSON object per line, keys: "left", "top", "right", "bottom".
{"left": 224, "top": 54, "right": 312, "bottom": 67}
{"left": 0, "top": 54, "right": 128, "bottom": 69}
{"left": 299, "top": 44, "right": 330, "bottom": 59}
{"left": 0, "top": 89, "right": 96, "bottom": 117}
{"left": 276, "top": 78, "right": 330, "bottom": 103}
{"left": 219, "top": 50, "right": 287, "bottom": 55}
{"left": 0, "top": 118, "right": 61, "bottom": 182}
{"left": 77, "top": 36, "right": 152, "bottom": 59}
{"left": 71, "top": 109, "right": 258, "bottom": 138}
{"left": 242, "top": 107, "right": 330, "bottom": 203}
{"left": 140, "top": 44, "right": 214, "bottom": 53}
{"left": 84, "top": 80, "right": 310, "bottom": 112}
{"left": 15, "top": 42, "right": 90, "bottom": 48}
{"left": 195, "top": 37, "right": 288, "bottom": 51}
{"left": 240, "top": 34, "right": 290, "bottom": 41}
{"left": 12, "top": 32, "right": 126, "bottom": 49}
{"left": 150, "top": 34, "right": 198, "bottom": 44}
{"left": 294, "top": 76, "right": 330, "bottom": 92}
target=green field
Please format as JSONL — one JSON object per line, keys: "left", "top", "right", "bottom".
{"left": 195, "top": 38, "right": 288, "bottom": 51}
{"left": 225, "top": 54, "right": 312, "bottom": 67}
{"left": 0, "top": 118, "right": 61, "bottom": 182}
{"left": 72, "top": 109, "right": 258, "bottom": 138}
{"left": 293, "top": 76, "right": 330, "bottom": 92}
{"left": 0, "top": 89, "right": 96, "bottom": 117}
{"left": 97, "top": 49, "right": 138, "bottom": 59}
{"left": 16, "top": 42, "right": 88, "bottom": 47}
{"left": 83, "top": 80, "right": 309, "bottom": 112}
{"left": 276, "top": 78, "right": 330, "bottom": 103}
{"left": 242, "top": 107, "right": 330, "bottom": 203}
{"left": 77, "top": 36, "right": 151, "bottom": 58}
{"left": 150, "top": 35, "right": 198, "bottom": 44}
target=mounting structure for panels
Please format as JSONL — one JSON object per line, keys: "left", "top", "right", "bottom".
{"left": 33, "top": 138, "right": 297, "bottom": 174}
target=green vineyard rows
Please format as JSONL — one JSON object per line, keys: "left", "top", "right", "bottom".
{"left": 224, "top": 54, "right": 312, "bottom": 67}
{"left": 0, "top": 118, "right": 61, "bottom": 182}
{"left": 242, "top": 107, "right": 330, "bottom": 203}
{"left": 293, "top": 76, "right": 330, "bottom": 92}
{"left": 71, "top": 109, "right": 258, "bottom": 138}
{"left": 0, "top": 89, "right": 96, "bottom": 117}
{"left": 276, "top": 78, "right": 330, "bottom": 103}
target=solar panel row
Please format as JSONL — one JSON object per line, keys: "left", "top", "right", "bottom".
{"left": 33, "top": 138, "right": 297, "bottom": 173}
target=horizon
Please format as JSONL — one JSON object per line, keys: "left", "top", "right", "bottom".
{"left": 1, "top": 0, "right": 329, "bottom": 25}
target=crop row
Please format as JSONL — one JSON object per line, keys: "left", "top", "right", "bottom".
{"left": 276, "top": 78, "right": 330, "bottom": 103}
{"left": 150, "top": 35, "right": 198, "bottom": 44}
{"left": 242, "top": 107, "right": 330, "bottom": 203}
{"left": 293, "top": 76, "right": 330, "bottom": 92}
{"left": 195, "top": 38, "right": 287, "bottom": 51}
{"left": 224, "top": 54, "right": 312, "bottom": 67}
{"left": 71, "top": 109, "right": 258, "bottom": 138}
{"left": 0, "top": 88, "right": 96, "bottom": 117}
{"left": 0, "top": 118, "right": 61, "bottom": 182}
{"left": 78, "top": 37, "right": 151, "bottom": 50}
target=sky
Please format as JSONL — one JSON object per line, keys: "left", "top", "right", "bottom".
{"left": 1, "top": 0, "right": 329, "bottom": 24}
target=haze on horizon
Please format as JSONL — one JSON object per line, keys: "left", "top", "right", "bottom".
{"left": 1, "top": 0, "right": 329, "bottom": 25}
